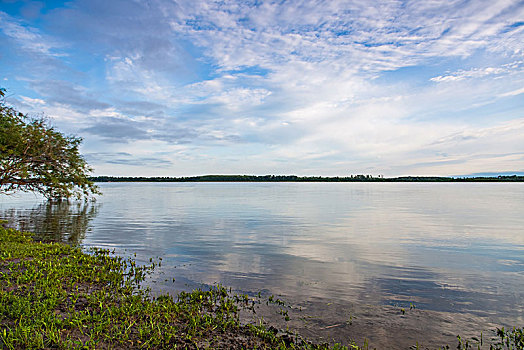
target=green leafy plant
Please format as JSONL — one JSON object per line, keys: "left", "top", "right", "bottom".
{"left": 0, "top": 225, "right": 365, "bottom": 349}
{"left": 0, "top": 88, "right": 99, "bottom": 200}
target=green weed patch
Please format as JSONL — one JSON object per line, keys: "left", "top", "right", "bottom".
{"left": 0, "top": 225, "right": 361, "bottom": 349}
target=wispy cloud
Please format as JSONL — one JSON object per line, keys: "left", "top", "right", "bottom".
{"left": 85, "top": 152, "right": 172, "bottom": 167}
{"left": 499, "top": 87, "right": 524, "bottom": 97}
{"left": 430, "top": 61, "right": 524, "bottom": 82}
{"left": 0, "top": 11, "right": 63, "bottom": 56}
{"left": 1, "top": 0, "right": 523, "bottom": 176}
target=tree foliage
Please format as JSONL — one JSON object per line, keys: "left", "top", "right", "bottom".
{"left": 0, "top": 88, "right": 99, "bottom": 200}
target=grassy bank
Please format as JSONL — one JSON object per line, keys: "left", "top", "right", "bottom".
{"left": 0, "top": 225, "right": 358, "bottom": 349}
{"left": 0, "top": 225, "right": 522, "bottom": 349}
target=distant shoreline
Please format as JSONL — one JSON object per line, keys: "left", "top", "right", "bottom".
{"left": 90, "top": 174, "right": 524, "bottom": 182}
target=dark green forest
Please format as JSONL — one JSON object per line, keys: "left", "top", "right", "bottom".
{"left": 91, "top": 174, "right": 524, "bottom": 182}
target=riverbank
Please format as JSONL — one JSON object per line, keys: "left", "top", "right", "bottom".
{"left": 1, "top": 225, "right": 522, "bottom": 349}
{"left": 0, "top": 225, "right": 358, "bottom": 349}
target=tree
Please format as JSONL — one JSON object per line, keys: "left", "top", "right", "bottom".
{"left": 0, "top": 88, "right": 99, "bottom": 200}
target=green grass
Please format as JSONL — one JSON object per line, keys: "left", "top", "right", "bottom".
{"left": 0, "top": 225, "right": 365, "bottom": 349}
{"left": 1, "top": 225, "right": 522, "bottom": 349}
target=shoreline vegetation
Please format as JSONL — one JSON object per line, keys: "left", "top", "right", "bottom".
{"left": 1, "top": 225, "right": 523, "bottom": 349}
{"left": 0, "top": 224, "right": 355, "bottom": 350}
{"left": 90, "top": 175, "right": 524, "bottom": 183}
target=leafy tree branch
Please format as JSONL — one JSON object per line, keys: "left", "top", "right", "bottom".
{"left": 0, "top": 88, "right": 99, "bottom": 200}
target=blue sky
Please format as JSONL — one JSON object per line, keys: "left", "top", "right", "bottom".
{"left": 1, "top": 0, "right": 523, "bottom": 177}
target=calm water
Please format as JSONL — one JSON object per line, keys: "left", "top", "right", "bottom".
{"left": 1, "top": 182, "right": 523, "bottom": 347}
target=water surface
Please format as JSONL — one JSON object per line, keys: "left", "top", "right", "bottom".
{"left": 2, "top": 182, "right": 523, "bottom": 348}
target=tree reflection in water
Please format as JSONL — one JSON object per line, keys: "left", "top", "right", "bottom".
{"left": 0, "top": 201, "right": 99, "bottom": 245}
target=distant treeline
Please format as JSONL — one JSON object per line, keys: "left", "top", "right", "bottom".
{"left": 90, "top": 175, "right": 524, "bottom": 182}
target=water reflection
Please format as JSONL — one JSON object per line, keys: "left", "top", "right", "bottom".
{"left": 0, "top": 200, "right": 99, "bottom": 245}
{"left": 1, "top": 183, "right": 523, "bottom": 348}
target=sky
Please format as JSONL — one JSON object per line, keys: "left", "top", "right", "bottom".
{"left": 1, "top": 0, "right": 523, "bottom": 177}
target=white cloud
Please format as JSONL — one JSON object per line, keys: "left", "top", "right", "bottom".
{"left": 0, "top": 11, "right": 64, "bottom": 56}
{"left": 168, "top": 0, "right": 524, "bottom": 76}
{"left": 499, "top": 87, "right": 524, "bottom": 97}
{"left": 430, "top": 61, "right": 524, "bottom": 82}
{"left": 19, "top": 96, "right": 45, "bottom": 106}
{"left": 3, "top": 0, "right": 524, "bottom": 176}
